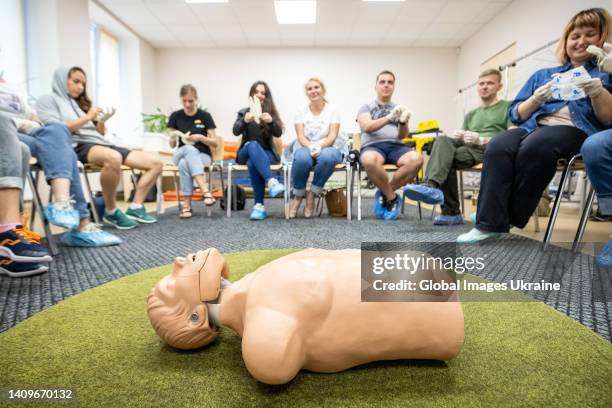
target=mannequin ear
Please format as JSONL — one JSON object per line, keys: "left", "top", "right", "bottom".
{"left": 198, "top": 248, "right": 229, "bottom": 302}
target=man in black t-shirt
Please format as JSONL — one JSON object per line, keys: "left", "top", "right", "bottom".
{"left": 167, "top": 85, "right": 218, "bottom": 217}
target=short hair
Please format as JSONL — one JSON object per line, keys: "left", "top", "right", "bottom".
{"left": 479, "top": 69, "right": 502, "bottom": 82}
{"left": 556, "top": 8, "right": 611, "bottom": 64}
{"left": 179, "top": 84, "right": 198, "bottom": 99}
{"left": 376, "top": 70, "right": 396, "bottom": 83}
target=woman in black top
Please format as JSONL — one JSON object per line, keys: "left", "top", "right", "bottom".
{"left": 232, "top": 81, "right": 286, "bottom": 220}
{"left": 168, "top": 84, "right": 218, "bottom": 218}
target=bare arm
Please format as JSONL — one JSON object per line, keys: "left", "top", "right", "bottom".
{"left": 319, "top": 123, "right": 340, "bottom": 148}
{"left": 591, "top": 88, "right": 612, "bottom": 124}
{"left": 358, "top": 112, "right": 392, "bottom": 133}
{"left": 295, "top": 123, "right": 311, "bottom": 147}
{"left": 167, "top": 127, "right": 177, "bottom": 149}
{"left": 516, "top": 97, "right": 542, "bottom": 122}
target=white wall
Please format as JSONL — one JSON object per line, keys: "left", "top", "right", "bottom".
{"left": 457, "top": 0, "right": 612, "bottom": 100}
{"left": 0, "top": 0, "right": 27, "bottom": 91}
{"left": 154, "top": 47, "right": 458, "bottom": 143}
{"left": 25, "top": 0, "right": 92, "bottom": 98}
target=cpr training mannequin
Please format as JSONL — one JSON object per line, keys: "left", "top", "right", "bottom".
{"left": 147, "top": 248, "right": 464, "bottom": 385}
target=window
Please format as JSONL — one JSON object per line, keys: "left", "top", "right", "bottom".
{"left": 90, "top": 24, "right": 121, "bottom": 134}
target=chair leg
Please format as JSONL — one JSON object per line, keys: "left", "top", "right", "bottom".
{"left": 26, "top": 170, "right": 58, "bottom": 256}
{"left": 80, "top": 164, "right": 101, "bottom": 225}
{"left": 206, "top": 166, "right": 212, "bottom": 217}
{"left": 458, "top": 171, "right": 465, "bottom": 216}
{"left": 29, "top": 169, "right": 41, "bottom": 229}
{"left": 357, "top": 164, "right": 362, "bottom": 221}
{"left": 572, "top": 185, "right": 596, "bottom": 253}
{"left": 284, "top": 164, "right": 290, "bottom": 219}
{"left": 533, "top": 212, "right": 540, "bottom": 232}
{"left": 226, "top": 164, "right": 232, "bottom": 218}
{"left": 543, "top": 159, "right": 574, "bottom": 249}
{"left": 346, "top": 164, "right": 351, "bottom": 221}
{"left": 155, "top": 174, "right": 164, "bottom": 215}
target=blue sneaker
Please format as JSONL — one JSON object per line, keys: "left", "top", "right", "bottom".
{"left": 250, "top": 204, "right": 268, "bottom": 221}
{"left": 403, "top": 184, "right": 444, "bottom": 205}
{"left": 383, "top": 194, "right": 401, "bottom": 221}
{"left": 0, "top": 257, "right": 48, "bottom": 278}
{"left": 0, "top": 227, "right": 52, "bottom": 262}
{"left": 433, "top": 214, "right": 464, "bottom": 226}
{"left": 596, "top": 241, "right": 612, "bottom": 268}
{"left": 61, "top": 223, "right": 122, "bottom": 247}
{"left": 374, "top": 190, "right": 385, "bottom": 219}
{"left": 45, "top": 201, "right": 79, "bottom": 229}
{"left": 268, "top": 179, "right": 286, "bottom": 198}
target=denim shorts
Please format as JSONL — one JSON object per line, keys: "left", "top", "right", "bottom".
{"left": 361, "top": 141, "right": 413, "bottom": 165}
{"left": 75, "top": 143, "right": 131, "bottom": 164}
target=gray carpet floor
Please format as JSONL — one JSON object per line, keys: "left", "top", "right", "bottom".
{"left": 1, "top": 199, "right": 610, "bottom": 341}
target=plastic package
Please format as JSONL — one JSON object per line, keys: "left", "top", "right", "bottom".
{"left": 551, "top": 66, "right": 591, "bottom": 101}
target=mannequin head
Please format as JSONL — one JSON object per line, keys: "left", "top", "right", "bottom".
{"left": 147, "top": 248, "right": 229, "bottom": 349}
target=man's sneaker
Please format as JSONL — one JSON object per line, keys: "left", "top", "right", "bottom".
{"left": 374, "top": 190, "right": 385, "bottom": 219}
{"left": 0, "top": 227, "right": 52, "bottom": 262}
{"left": 250, "top": 204, "right": 268, "bottom": 221}
{"left": 383, "top": 194, "right": 401, "bottom": 221}
{"left": 268, "top": 179, "right": 286, "bottom": 198}
{"left": 457, "top": 228, "right": 500, "bottom": 244}
{"left": 103, "top": 209, "right": 138, "bottom": 230}
{"left": 596, "top": 241, "right": 612, "bottom": 268}
{"left": 433, "top": 214, "right": 464, "bottom": 226}
{"left": 403, "top": 184, "right": 444, "bottom": 205}
{"left": 45, "top": 201, "right": 79, "bottom": 229}
{"left": 125, "top": 206, "right": 157, "bottom": 224}
{"left": 61, "top": 223, "right": 122, "bottom": 247}
{"left": 0, "top": 257, "right": 48, "bottom": 278}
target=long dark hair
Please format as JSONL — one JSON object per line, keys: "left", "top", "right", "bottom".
{"left": 68, "top": 66, "right": 93, "bottom": 115}
{"left": 249, "top": 81, "right": 283, "bottom": 130}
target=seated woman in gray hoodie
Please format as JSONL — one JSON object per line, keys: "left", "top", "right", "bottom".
{"left": 36, "top": 66, "right": 162, "bottom": 230}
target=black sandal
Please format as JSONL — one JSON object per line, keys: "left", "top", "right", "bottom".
{"left": 203, "top": 192, "right": 216, "bottom": 206}
{"left": 179, "top": 208, "right": 193, "bottom": 219}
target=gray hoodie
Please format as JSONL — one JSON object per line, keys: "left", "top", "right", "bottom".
{"left": 36, "top": 66, "right": 109, "bottom": 146}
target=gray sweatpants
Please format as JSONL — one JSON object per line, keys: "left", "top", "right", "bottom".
{"left": 0, "top": 114, "right": 30, "bottom": 191}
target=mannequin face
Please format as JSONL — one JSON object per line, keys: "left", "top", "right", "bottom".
{"left": 148, "top": 251, "right": 219, "bottom": 349}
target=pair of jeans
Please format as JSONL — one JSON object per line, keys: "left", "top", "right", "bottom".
{"left": 424, "top": 135, "right": 484, "bottom": 215}
{"left": 236, "top": 141, "right": 279, "bottom": 204}
{"left": 476, "top": 125, "right": 587, "bottom": 233}
{"left": 18, "top": 123, "right": 90, "bottom": 219}
{"left": 581, "top": 129, "right": 612, "bottom": 215}
{"left": 0, "top": 114, "right": 29, "bottom": 191}
{"left": 292, "top": 146, "right": 342, "bottom": 196}
{"left": 173, "top": 145, "right": 212, "bottom": 196}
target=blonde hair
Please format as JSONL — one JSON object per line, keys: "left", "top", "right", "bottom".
{"left": 305, "top": 77, "right": 327, "bottom": 102}
{"left": 479, "top": 68, "right": 502, "bottom": 82}
{"left": 556, "top": 8, "right": 612, "bottom": 64}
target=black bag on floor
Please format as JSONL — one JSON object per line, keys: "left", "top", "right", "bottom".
{"left": 128, "top": 173, "right": 157, "bottom": 203}
{"left": 220, "top": 183, "right": 246, "bottom": 211}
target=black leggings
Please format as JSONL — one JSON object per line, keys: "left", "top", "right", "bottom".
{"left": 476, "top": 125, "right": 587, "bottom": 233}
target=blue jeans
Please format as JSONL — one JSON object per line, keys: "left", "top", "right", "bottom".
{"left": 18, "top": 123, "right": 89, "bottom": 220}
{"left": 0, "top": 114, "right": 29, "bottom": 191}
{"left": 581, "top": 129, "right": 612, "bottom": 215}
{"left": 292, "top": 146, "right": 342, "bottom": 196}
{"left": 236, "top": 141, "right": 279, "bottom": 204}
{"left": 173, "top": 145, "right": 212, "bottom": 196}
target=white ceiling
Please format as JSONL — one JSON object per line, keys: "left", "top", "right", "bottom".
{"left": 97, "top": 0, "right": 513, "bottom": 48}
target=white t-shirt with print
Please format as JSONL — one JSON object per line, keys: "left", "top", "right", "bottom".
{"left": 294, "top": 103, "right": 341, "bottom": 143}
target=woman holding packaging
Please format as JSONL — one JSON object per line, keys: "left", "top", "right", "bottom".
{"left": 458, "top": 8, "right": 612, "bottom": 243}
{"left": 290, "top": 78, "right": 342, "bottom": 218}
